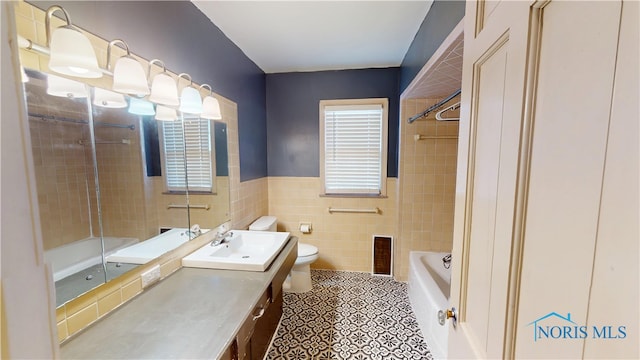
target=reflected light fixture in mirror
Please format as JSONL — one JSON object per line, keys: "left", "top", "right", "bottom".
{"left": 45, "top": 5, "right": 102, "bottom": 78}
{"left": 93, "top": 88, "right": 127, "bottom": 108}
{"left": 200, "top": 84, "right": 222, "bottom": 120}
{"left": 178, "top": 73, "right": 202, "bottom": 114}
{"left": 155, "top": 105, "right": 178, "bottom": 121}
{"left": 128, "top": 98, "right": 155, "bottom": 116}
{"left": 107, "top": 39, "right": 150, "bottom": 96}
{"left": 46, "top": 74, "right": 88, "bottom": 98}
{"left": 148, "top": 59, "right": 179, "bottom": 107}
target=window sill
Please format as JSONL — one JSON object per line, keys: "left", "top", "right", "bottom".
{"left": 163, "top": 191, "right": 217, "bottom": 196}
{"left": 319, "top": 193, "right": 387, "bottom": 199}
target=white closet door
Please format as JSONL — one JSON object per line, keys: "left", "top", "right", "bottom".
{"left": 515, "top": 1, "right": 624, "bottom": 357}
{"left": 449, "top": 0, "right": 636, "bottom": 358}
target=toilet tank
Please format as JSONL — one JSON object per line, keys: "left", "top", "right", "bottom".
{"left": 249, "top": 216, "right": 277, "bottom": 232}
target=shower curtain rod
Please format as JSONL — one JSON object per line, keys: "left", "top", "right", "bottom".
{"left": 407, "top": 89, "right": 461, "bottom": 124}
{"left": 28, "top": 113, "right": 136, "bottom": 130}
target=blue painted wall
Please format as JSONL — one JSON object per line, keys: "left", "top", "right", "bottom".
{"left": 31, "top": 1, "right": 267, "bottom": 181}
{"left": 400, "top": 0, "right": 465, "bottom": 93}
{"left": 266, "top": 68, "right": 400, "bottom": 178}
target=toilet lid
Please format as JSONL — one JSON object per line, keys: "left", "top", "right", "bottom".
{"left": 298, "top": 243, "right": 318, "bottom": 257}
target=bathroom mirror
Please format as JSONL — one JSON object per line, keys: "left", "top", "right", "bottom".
{"left": 22, "top": 69, "right": 231, "bottom": 306}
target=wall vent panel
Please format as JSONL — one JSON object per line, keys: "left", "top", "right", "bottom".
{"left": 372, "top": 235, "right": 393, "bottom": 276}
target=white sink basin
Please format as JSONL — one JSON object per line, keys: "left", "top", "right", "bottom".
{"left": 182, "top": 230, "right": 291, "bottom": 271}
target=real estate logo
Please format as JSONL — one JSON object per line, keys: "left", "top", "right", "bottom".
{"left": 527, "top": 312, "right": 627, "bottom": 342}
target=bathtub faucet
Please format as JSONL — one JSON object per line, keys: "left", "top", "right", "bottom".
{"left": 184, "top": 224, "right": 202, "bottom": 239}
{"left": 442, "top": 254, "right": 452, "bottom": 269}
{"left": 210, "top": 229, "right": 233, "bottom": 246}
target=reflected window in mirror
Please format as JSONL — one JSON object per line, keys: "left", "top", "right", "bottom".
{"left": 160, "top": 115, "right": 215, "bottom": 193}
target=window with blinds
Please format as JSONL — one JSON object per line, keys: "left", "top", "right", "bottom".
{"left": 161, "top": 116, "right": 213, "bottom": 192}
{"left": 320, "top": 99, "right": 388, "bottom": 196}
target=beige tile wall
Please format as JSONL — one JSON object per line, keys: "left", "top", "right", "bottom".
{"left": 231, "top": 177, "right": 269, "bottom": 230}
{"left": 268, "top": 177, "right": 398, "bottom": 272}
{"left": 152, "top": 177, "right": 230, "bottom": 232}
{"left": 28, "top": 117, "right": 93, "bottom": 250}
{"left": 396, "top": 98, "right": 459, "bottom": 280}
{"left": 93, "top": 111, "right": 149, "bottom": 242}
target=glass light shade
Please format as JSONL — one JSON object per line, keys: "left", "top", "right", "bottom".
{"left": 179, "top": 86, "right": 203, "bottom": 114}
{"left": 112, "top": 56, "right": 150, "bottom": 95}
{"left": 128, "top": 98, "right": 155, "bottom": 116}
{"left": 46, "top": 74, "right": 87, "bottom": 98}
{"left": 149, "top": 73, "right": 179, "bottom": 106}
{"left": 201, "top": 96, "right": 222, "bottom": 120}
{"left": 155, "top": 105, "right": 178, "bottom": 121}
{"left": 93, "top": 88, "right": 127, "bottom": 108}
{"left": 48, "top": 26, "right": 102, "bottom": 78}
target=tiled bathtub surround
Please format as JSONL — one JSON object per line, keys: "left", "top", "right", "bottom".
{"left": 266, "top": 270, "right": 432, "bottom": 359}
{"left": 396, "top": 98, "right": 458, "bottom": 281}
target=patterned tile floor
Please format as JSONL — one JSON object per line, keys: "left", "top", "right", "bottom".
{"left": 266, "top": 270, "right": 433, "bottom": 360}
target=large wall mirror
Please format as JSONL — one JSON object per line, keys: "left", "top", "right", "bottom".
{"left": 22, "top": 69, "right": 230, "bottom": 306}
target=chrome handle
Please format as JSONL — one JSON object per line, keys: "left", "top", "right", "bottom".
{"left": 437, "top": 307, "right": 457, "bottom": 326}
{"left": 252, "top": 306, "right": 265, "bottom": 321}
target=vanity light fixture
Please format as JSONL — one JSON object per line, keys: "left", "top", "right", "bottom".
{"left": 199, "top": 84, "right": 222, "bottom": 120}
{"left": 93, "top": 87, "right": 127, "bottom": 108}
{"left": 128, "top": 97, "right": 155, "bottom": 116}
{"left": 178, "top": 73, "right": 203, "bottom": 114}
{"left": 46, "top": 74, "right": 88, "bottom": 98}
{"left": 107, "top": 39, "right": 150, "bottom": 96}
{"left": 148, "top": 59, "right": 179, "bottom": 107}
{"left": 45, "top": 5, "right": 102, "bottom": 78}
{"left": 155, "top": 105, "right": 178, "bottom": 121}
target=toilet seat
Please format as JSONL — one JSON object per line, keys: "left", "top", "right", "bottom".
{"left": 298, "top": 243, "right": 318, "bottom": 257}
{"left": 295, "top": 243, "right": 318, "bottom": 266}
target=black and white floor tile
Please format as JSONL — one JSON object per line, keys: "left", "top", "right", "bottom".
{"left": 266, "top": 270, "right": 433, "bottom": 360}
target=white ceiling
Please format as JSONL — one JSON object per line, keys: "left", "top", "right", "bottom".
{"left": 192, "top": 1, "right": 434, "bottom": 74}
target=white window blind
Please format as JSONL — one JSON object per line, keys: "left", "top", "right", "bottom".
{"left": 161, "top": 118, "right": 212, "bottom": 192}
{"left": 323, "top": 103, "right": 384, "bottom": 194}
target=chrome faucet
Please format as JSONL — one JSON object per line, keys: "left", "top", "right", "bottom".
{"left": 183, "top": 224, "right": 202, "bottom": 239}
{"left": 210, "top": 229, "right": 233, "bottom": 246}
{"left": 442, "top": 254, "right": 452, "bottom": 269}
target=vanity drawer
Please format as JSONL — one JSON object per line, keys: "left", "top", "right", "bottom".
{"left": 236, "top": 287, "right": 271, "bottom": 359}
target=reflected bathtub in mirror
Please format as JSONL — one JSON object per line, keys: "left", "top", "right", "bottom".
{"left": 105, "top": 228, "right": 209, "bottom": 264}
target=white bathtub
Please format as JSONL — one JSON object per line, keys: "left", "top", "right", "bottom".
{"left": 105, "top": 228, "right": 208, "bottom": 265}
{"left": 408, "top": 251, "right": 452, "bottom": 360}
{"left": 44, "top": 236, "right": 138, "bottom": 282}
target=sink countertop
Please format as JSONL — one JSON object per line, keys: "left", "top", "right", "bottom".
{"left": 60, "top": 236, "right": 298, "bottom": 359}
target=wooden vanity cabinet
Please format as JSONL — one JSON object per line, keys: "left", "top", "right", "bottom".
{"left": 225, "top": 240, "right": 297, "bottom": 360}
{"left": 229, "top": 284, "right": 284, "bottom": 360}
{"left": 251, "top": 288, "right": 283, "bottom": 359}
{"left": 219, "top": 340, "right": 236, "bottom": 360}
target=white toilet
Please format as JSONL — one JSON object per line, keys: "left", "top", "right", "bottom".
{"left": 249, "top": 216, "right": 318, "bottom": 293}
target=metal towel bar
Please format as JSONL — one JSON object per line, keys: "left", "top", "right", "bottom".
{"left": 167, "top": 204, "right": 210, "bottom": 210}
{"left": 414, "top": 134, "right": 458, "bottom": 141}
{"left": 328, "top": 207, "right": 380, "bottom": 214}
